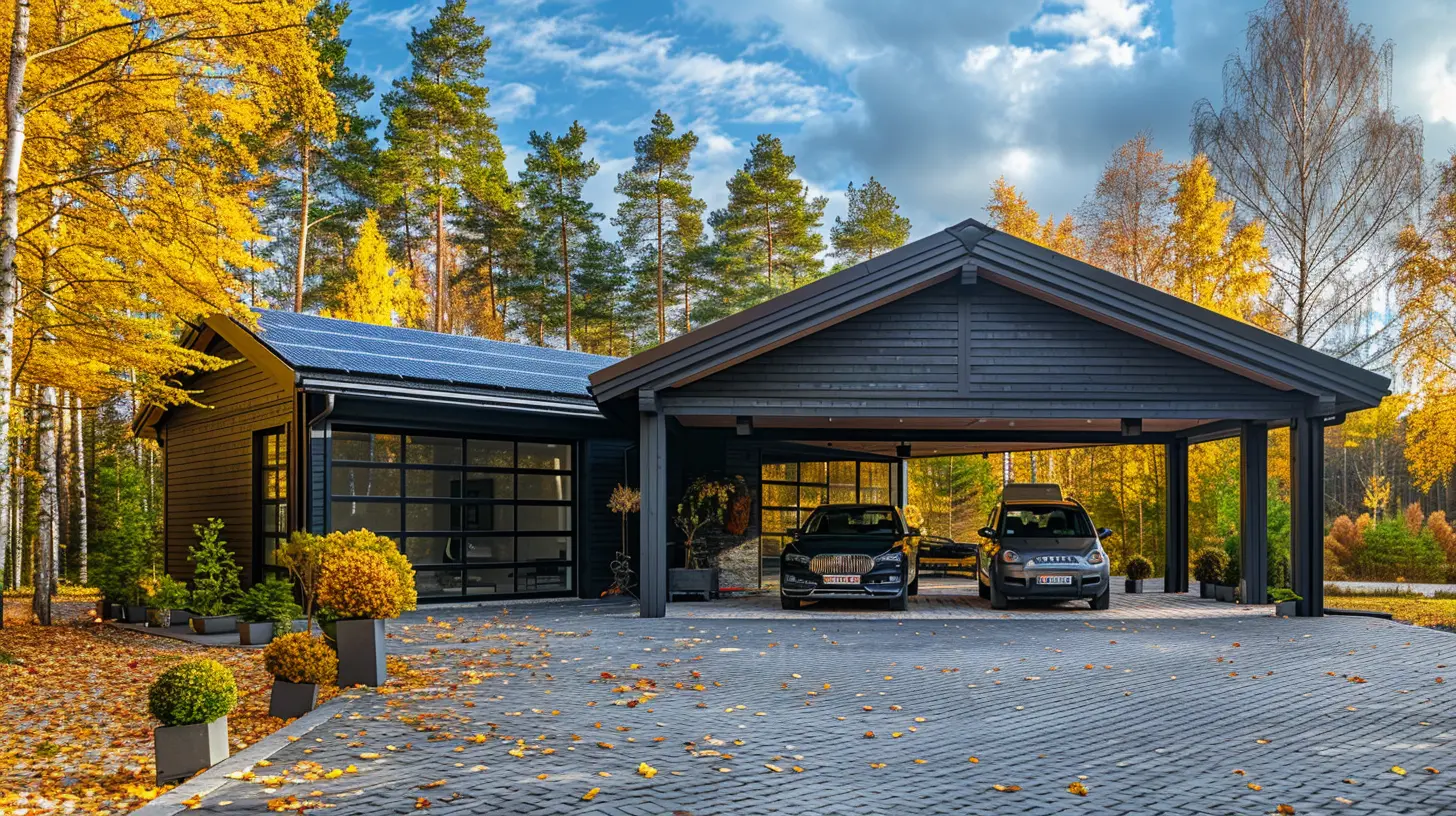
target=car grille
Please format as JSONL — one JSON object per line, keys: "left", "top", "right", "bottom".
{"left": 810, "top": 554, "right": 874, "bottom": 575}
{"left": 1034, "top": 555, "right": 1080, "bottom": 565}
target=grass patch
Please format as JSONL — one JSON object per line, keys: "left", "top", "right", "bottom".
{"left": 1323, "top": 583, "right": 1426, "bottom": 598}
{"left": 0, "top": 651, "right": 17, "bottom": 665}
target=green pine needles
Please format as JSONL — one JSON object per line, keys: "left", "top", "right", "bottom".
{"left": 188, "top": 519, "right": 242, "bottom": 617}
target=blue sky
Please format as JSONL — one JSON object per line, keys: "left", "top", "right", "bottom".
{"left": 339, "top": 0, "right": 1456, "bottom": 243}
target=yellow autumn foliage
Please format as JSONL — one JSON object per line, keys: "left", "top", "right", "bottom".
{"left": 317, "top": 548, "right": 405, "bottom": 620}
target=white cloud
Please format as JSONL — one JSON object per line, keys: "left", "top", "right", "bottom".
{"left": 491, "top": 82, "right": 536, "bottom": 123}
{"left": 359, "top": 1, "right": 433, "bottom": 32}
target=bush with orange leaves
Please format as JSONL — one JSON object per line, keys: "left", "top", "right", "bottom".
{"left": 317, "top": 548, "right": 406, "bottom": 620}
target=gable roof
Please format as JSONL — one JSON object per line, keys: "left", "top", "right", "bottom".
{"left": 588, "top": 218, "right": 1390, "bottom": 414}
{"left": 252, "top": 310, "right": 618, "bottom": 400}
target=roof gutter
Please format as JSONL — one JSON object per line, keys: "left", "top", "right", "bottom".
{"left": 298, "top": 376, "right": 607, "bottom": 419}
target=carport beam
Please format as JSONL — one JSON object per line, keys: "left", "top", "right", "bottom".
{"left": 1290, "top": 415, "right": 1325, "bottom": 617}
{"left": 1239, "top": 422, "right": 1269, "bottom": 604}
{"left": 1164, "top": 439, "right": 1190, "bottom": 593}
{"left": 639, "top": 397, "right": 668, "bottom": 618}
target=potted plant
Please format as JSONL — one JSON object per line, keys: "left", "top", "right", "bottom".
{"left": 277, "top": 531, "right": 331, "bottom": 633}
{"left": 1193, "top": 546, "right": 1228, "bottom": 600}
{"left": 603, "top": 485, "right": 640, "bottom": 597}
{"left": 145, "top": 575, "right": 191, "bottom": 628}
{"left": 187, "top": 519, "right": 242, "bottom": 634}
{"left": 1269, "top": 587, "right": 1301, "bottom": 617}
{"left": 671, "top": 477, "right": 741, "bottom": 600}
{"left": 1124, "top": 554, "right": 1153, "bottom": 594}
{"left": 316, "top": 530, "right": 416, "bottom": 687}
{"left": 233, "top": 577, "right": 301, "bottom": 646}
{"left": 262, "top": 632, "right": 336, "bottom": 719}
{"left": 148, "top": 658, "right": 237, "bottom": 784}
{"left": 1218, "top": 549, "right": 1240, "bottom": 603}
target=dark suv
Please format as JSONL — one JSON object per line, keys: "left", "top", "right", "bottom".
{"left": 976, "top": 484, "right": 1113, "bottom": 610}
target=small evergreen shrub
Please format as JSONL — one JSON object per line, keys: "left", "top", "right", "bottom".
{"left": 147, "top": 575, "right": 191, "bottom": 611}
{"left": 188, "top": 519, "right": 242, "bottom": 617}
{"left": 263, "top": 632, "right": 337, "bottom": 686}
{"left": 148, "top": 659, "right": 237, "bottom": 727}
{"left": 1268, "top": 587, "right": 1302, "bottom": 604}
{"left": 1124, "top": 554, "right": 1154, "bottom": 581}
{"left": 1193, "top": 546, "right": 1229, "bottom": 585}
{"left": 234, "top": 577, "right": 302, "bottom": 630}
{"left": 317, "top": 548, "right": 405, "bottom": 620}
{"left": 1222, "top": 549, "right": 1241, "bottom": 587}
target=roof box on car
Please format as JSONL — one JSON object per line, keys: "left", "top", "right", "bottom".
{"left": 1001, "top": 483, "right": 1063, "bottom": 502}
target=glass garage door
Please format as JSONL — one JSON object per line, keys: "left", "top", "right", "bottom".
{"left": 758, "top": 460, "right": 892, "bottom": 588}
{"left": 329, "top": 429, "right": 574, "bottom": 600}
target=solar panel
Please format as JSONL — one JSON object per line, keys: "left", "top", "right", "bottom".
{"left": 253, "top": 310, "right": 618, "bottom": 398}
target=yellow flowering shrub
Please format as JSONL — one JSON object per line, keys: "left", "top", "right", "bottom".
{"left": 317, "top": 548, "right": 404, "bottom": 620}
{"left": 262, "top": 632, "right": 337, "bottom": 686}
{"left": 323, "top": 530, "right": 417, "bottom": 613}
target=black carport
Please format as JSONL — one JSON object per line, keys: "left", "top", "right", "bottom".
{"left": 588, "top": 218, "right": 1390, "bottom": 618}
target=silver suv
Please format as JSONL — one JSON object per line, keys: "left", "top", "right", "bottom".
{"left": 976, "top": 484, "right": 1113, "bottom": 610}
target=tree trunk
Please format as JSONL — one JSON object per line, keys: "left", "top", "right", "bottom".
{"left": 435, "top": 192, "right": 446, "bottom": 332}
{"left": 655, "top": 166, "right": 665, "bottom": 343}
{"left": 558, "top": 175, "right": 572, "bottom": 350}
{"left": 0, "top": 0, "right": 31, "bottom": 622}
{"left": 294, "top": 134, "right": 310, "bottom": 312}
{"left": 764, "top": 213, "right": 774, "bottom": 289}
{"left": 32, "top": 385, "right": 55, "bottom": 625}
{"left": 72, "top": 394, "right": 86, "bottom": 583}
{"left": 57, "top": 391, "right": 68, "bottom": 575}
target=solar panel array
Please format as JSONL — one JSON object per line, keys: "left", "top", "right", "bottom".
{"left": 254, "top": 310, "right": 618, "bottom": 398}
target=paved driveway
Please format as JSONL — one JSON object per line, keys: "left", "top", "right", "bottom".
{"left": 179, "top": 598, "right": 1454, "bottom": 816}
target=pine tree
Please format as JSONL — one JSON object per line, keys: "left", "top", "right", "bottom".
{"left": 614, "top": 111, "right": 704, "bottom": 343}
{"left": 519, "top": 122, "right": 602, "bottom": 349}
{"left": 322, "top": 211, "right": 422, "bottom": 326}
{"left": 831, "top": 177, "right": 911, "bottom": 264}
{"left": 572, "top": 234, "right": 631, "bottom": 356}
{"left": 1167, "top": 155, "right": 1270, "bottom": 321}
{"left": 708, "top": 135, "right": 827, "bottom": 307}
{"left": 382, "top": 0, "right": 506, "bottom": 332}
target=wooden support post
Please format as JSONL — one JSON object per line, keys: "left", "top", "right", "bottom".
{"left": 1164, "top": 439, "right": 1189, "bottom": 593}
{"left": 1290, "top": 415, "right": 1325, "bottom": 617}
{"left": 638, "top": 392, "right": 667, "bottom": 619}
{"left": 1239, "top": 422, "right": 1269, "bottom": 604}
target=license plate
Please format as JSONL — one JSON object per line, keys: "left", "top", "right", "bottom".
{"left": 1037, "top": 575, "right": 1073, "bottom": 585}
{"left": 823, "top": 575, "right": 860, "bottom": 585}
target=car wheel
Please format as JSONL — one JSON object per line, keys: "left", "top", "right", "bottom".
{"left": 781, "top": 596, "right": 800, "bottom": 610}
{"left": 989, "top": 579, "right": 1009, "bottom": 610}
{"left": 888, "top": 590, "right": 909, "bottom": 612}
{"left": 1089, "top": 588, "right": 1110, "bottom": 610}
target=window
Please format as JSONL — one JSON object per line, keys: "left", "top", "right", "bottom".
{"left": 330, "top": 429, "right": 575, "bottom": 599}
{"left": 256, "top": 428, "right": 288, "bottom": 572}
{"left": 758, "top": 459, "right": 897, "bottom": 588}
{"left": 999, "top": 505, "right": 1093, "bottom": 538}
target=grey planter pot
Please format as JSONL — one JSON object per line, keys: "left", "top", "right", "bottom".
{"left": 268, "top": 679, "right": 319, "bottom": 719}
{"left": 96, "top": 600, "right": 111, "bottom": 620}
{"left": 124, "top": 605, "right": 148, "bottom": 623}
{"left": 146, "top": 608, "right": 172, "bottom": 628}
{"left": 336, "top": 618, "right": 386, "bottom": 687}
{"left": 189, "top": 615, "right": 238, "bottom": 635}
{"left": 106, "top": 602, "right": 123, "bottom": 621}
{"left": 171, "top": 610, "right": 192, "bottom": 626}
{"left": 1274, "top": 600, "right": 1298, "bottom": 617}
{"left": 1215, "top": 584, "right": 1236, "bottom": 603}
{"left": 1199, "top": 582, "right": 1216, "bottom": 600}
{"left": 154, "top": 716, "right": 229, "bottom": 784}
{"left": 1124, "top": 579, "right": 1144, "bottom": 594}
{"left": 669, "top": 568, "right": 716, "bottom": 601}
{"left": 238, "top": 621, "right": 275, "bottom": 646}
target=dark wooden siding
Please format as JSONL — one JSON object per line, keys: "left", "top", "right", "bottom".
{"left": 668, "top": 281, "right": 1306, "bottom": 419}
{"left": 160, "top": 337, "right": 293, "bottom": 583}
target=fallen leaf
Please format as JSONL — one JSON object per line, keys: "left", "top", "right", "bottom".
{"left": 582, "top": 788, "right": 600, "bottom": 801}
{"left": 1068, "top": 781, "right": 1088, "bottom": 796}
{"left": 992, "top": 784, "right": 1022, "bottom": 792}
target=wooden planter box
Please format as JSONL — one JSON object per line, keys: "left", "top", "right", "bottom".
{"left": 336, "top": 618, "right": 386, "bottom": 687}
{"left": 189, "top": 615, "right": 238, "bottom": 635}
{"left": 154, "top": 716, "right": 229, "bottom": 784}
{"left": 238, "top": 621, "right": 275, "bottom": 646}
{"left": 269, "top": 680, "right": 319, "bottom": 719}
{"left": 669, "top": 568, "right": 717, "bottom": 601}
{"left": 1124, "top": 579, "right": 1145, "bottom": 594}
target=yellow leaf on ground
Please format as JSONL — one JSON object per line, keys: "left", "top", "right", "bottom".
{"left": 1275, "top": 806, "right": 1295, "bottom": 815}
{"left": 582, "top": 788, "right": 600, "bottom": 801}
{"left": 1392, "top": 766, "right": 1407, "bottom": 776}
{"left": 1068, "top": 782, "right": 1088, "bottom": 796}
{"left": 992, "top": 784, "right": 1021, "bottom": 792}
{"left": 637, "top": 762, "right": 658, "bottom": 778}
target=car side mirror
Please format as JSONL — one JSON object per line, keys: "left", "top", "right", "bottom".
{"left": 1097, "top": 528, "right": 1114, "bottom": 540}
{"left": 978, "top": 526, "right": 997, "bottom": 539}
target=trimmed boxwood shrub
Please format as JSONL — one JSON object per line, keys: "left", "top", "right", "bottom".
{"left": 263, "top": 632, "right": 338, "bottom": 686}
{"left": 1124, "top": 554, "right": 1154, "bottom": 581}
{"left": 1193, "top": 546, "right": 1229, "bottom": 585}
{"left": 148, "top": 659, "right": 238, "bottom": 727}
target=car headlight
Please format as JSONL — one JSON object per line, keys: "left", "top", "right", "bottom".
{"left": 873, "top": 550, "right": 904, "bottom": 565}
{"left": 1001, "top": 549, "right": 1020, "bottom": 564}
{"left": 1086, "top": 550, "right": 1105, "bottom": 565}
{"left": 784, "top": 552, "right": 810, "bottom": 566}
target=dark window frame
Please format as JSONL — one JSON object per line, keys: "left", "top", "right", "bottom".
{"left": 758, "top": 459, "right": 894, "bottom": 588}
{"left": 254, "top": 426, "right": 289, "bottom": 583}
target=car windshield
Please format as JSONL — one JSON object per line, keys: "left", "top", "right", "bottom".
{"left": 999, "top": 505, "right": 1093, "bottom": 538}
{"left": 802, "top": 507, "right": 901, "bottom": 535}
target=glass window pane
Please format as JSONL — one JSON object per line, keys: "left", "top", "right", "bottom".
{"left": 860, "top": 487, "right": 889, "bottom": 504}
{"left": 467, "top": 439, "right": 514, "bottom": 468}
{"left": 762, "top": 483, "right": 798, "bottom": 508}
{"left": 461, "top": 504, "right": 514, "bottom": 532}
{"left": 334, "top": 432, "right": 400, "bottom": 463}
{"left": 801, "top": 462, "right": 827, "bottom": 484}
{"left": 762, "top": 462, "right": 797, "bottom": 481}
{"left": 414, "top": 568, "right": 462, "bottom": 598}
{"left": 762, "top": 509, "right": 797, "bottom": 536}
{"left": 800, "top": 486, "right": 826, "bottom": 507}
{"left": 460, "top": 472, "right": 512, "bottom": 500}
{"left": 406, "top": 468, "right": 463, "bottom": 498}
{"left": 332, "top": 500, "right": 401, "bottom": 533}
{"left": 829, "top": 485, "right": 856, "bottom": 504}
{"left": 860, "top": 462, "right": 890, "bottom": 491}
{"left": 404, "top": 536, "right": 458, "bottom": 565}
{"left": 465, "top": 536, "right": 514, "bottom": 563}
{"left": 405, "top": 502, "right": 458, "bottom": 532}
{"left": 829, "top": 460, "right": 856, "bottom": 495}
{"left": 465, "top": 568, "right": 514, "bottom": 595}
{"left": 517, "top": 565, "right": 571, "bottom": 593}
{"left": 332, "top": 466, "right": 400, "bottom": 497}
{"left": 519, "top": 474, "right": 570, "bottom": 501}
{"left": 517, "top": 505, "right": 571, "bottom": 532}
{"left": 406, "top": 435, "right": 462, "bottom": 466}
{"left": 518, "top": 442, "right": 572, "bottom": 470}
{"left": 517, "top": 536, "right": 571, "bottom": 561}
{"left": 274, "top": 467, "right": 287, "bottom": 499}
